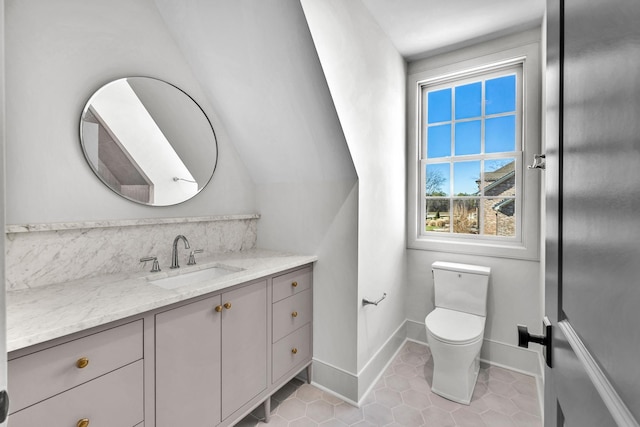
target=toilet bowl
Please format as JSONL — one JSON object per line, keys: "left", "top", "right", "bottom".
{"left": 425, "top": 262, "right": 490, "bottom": 405}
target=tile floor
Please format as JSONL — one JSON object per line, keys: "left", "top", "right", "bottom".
{"left": 237, "top": 341, "right": 542, "bottom": 426}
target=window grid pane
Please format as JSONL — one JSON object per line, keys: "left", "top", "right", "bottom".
{"left": 452, "top": 199, "right": 479, "bottom": 234}
{"left": 454, "top": 121, "right": 481, "bottom": 156}
{"left": 455, "top": 82, "right": 482, "bottom": 119}
{"left": 483, "top": 198, "right": 516, "bottom": 237}
{"left": 425, "top": 163, "right": 450, "bottom": 197}
{"left": 426, "top": 199, "right": 451, "bottom": 233}
{"left": 426, "top": 124, "right": 452, "bottom": 158}
{"left": 427, "top": 88, "right": 452, "bottom": 124}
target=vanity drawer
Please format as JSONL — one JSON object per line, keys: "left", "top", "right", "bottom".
{"left": 9, "top": 360, "right": 144, "bottom": 427}
{"left": 272, "top": 267, "right": 312, "bottom": 303}
{"left": 273, "top": 289, "right": 312, "bottom": 343}
{"left": 8, "top": 319, "right": 143, "bottom": 413}
{"left": 272, "top": 324, "right": 311, "bottom": 383}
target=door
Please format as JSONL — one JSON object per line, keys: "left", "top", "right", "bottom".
{"left": 1, "top": 1, "right": 8, "bottom": 424}
{"left": 544, "top": 0, "right": 640, "bottom": 425}
{"left": 221, "top": 280, "right": 268, "bottom": 421}
{"left": 156, "top": 295, "right": 222, "bottom": 427}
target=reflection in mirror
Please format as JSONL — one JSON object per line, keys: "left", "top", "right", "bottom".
{"left": 80, "top": 77, "right": 218, "bottom": 206}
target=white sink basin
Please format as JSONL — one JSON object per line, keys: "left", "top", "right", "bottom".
{"left": 149, "top": 266, "right": 242, "bottom": 290}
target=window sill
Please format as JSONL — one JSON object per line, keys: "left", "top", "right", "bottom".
{"left": 408, "top": 235, "right": 539, "bottom": 261}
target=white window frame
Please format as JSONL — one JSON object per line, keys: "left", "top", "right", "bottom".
{"left": 407, "top": 40, "right": 541, "bottom": 260}
{"left": 420, "top": 64, "right": 523, "bottom": 241}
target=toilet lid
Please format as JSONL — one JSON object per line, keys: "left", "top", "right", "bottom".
{"left": 425, "top": 308, "right": 485, "bottom": 345}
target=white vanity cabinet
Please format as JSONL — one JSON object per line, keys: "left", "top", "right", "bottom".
{"left": 155, "top": 279, "right": 268, "bottom": 427}
{"left": 7, "top": 320, "right": 144, "bottom": 427}
{"left": 154, "top": 267, "right": 312, "bottom": 427}
{"left": 6, "top": 262, "right": 313, "bottom": 427}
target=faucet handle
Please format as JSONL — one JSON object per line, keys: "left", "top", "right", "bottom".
{"left": 140, "top": 256, "right": 161, "bottom": 272}
{"left": 187, "top": 249, "right": 204, "bottom": 266}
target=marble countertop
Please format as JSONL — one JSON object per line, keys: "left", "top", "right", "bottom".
{"left": 6, "top": 249, "right": 317, "bottom": 353}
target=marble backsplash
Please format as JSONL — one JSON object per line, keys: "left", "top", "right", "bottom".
{"left": 5, "top": 214, "right": 259, "bottom": 291}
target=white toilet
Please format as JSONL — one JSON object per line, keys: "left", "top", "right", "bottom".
{"left": 425, "top": 261, "right": 490, "bottom": 405}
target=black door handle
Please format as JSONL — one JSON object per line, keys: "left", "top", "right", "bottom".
{"left": 0, "top": 389, "right": 9, "bottom": 423}
{"left": 517, "top": 317, "right": 552, "bottom": 368}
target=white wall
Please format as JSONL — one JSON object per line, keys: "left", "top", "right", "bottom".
{"left": 4, "top": 0, "right": 255, "bottom": 224}
{"left": 300, "top": 0, "right": 407, "bottom": 399}
{"left": 153, "top": 0, "right": 360, "bottom": 393}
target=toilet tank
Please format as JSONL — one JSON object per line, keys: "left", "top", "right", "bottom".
{"left": 432, "top": 261, "right": 491, "bottom": 316}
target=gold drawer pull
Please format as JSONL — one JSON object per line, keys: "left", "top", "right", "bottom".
{"left": 77, "top": 419, "right": 90, "bottom": 427}
{"left": 291, "top": 311, "right": 298, "bottom": 318}
{"left": 76, "top": 357, "right": 89, "bottom": 369}
{"left": 292, "top": 281, "right": 298, "bottom": 288}
{"left": 291, "top": 348, "right": 298, "bottom": 355}
{"left": 223, "top": 302, "right": 232, "bottom": 310}
{"left": 215, "top": 305, "right": 223, "bottom": 312}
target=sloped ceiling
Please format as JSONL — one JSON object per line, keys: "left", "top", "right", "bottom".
{"left": 153, "top": 0, "right": 356, "bottom": 185}
{"left": 361, "top": 0, "right": 545, "bottom": 60}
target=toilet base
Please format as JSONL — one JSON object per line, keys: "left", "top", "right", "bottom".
{"left": 431, "top": 353, "right": 480, "bottom": 405}
{"left": 426, "top": 333, "right": 483, "bottom": 405}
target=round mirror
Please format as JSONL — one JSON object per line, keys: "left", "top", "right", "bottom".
{"left": 80, "top": 77, "right": 218, "bottom": 206}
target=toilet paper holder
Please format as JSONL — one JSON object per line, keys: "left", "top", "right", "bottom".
{"left": 362, "top": 293, "right": 387, "bottom": 306}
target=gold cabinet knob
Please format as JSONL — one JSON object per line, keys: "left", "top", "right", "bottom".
{"left": 291, "top": 311, "right": 298, "bottom": 318}
{"left": 76, "top": 357, "right": 89, "bottom": 369}
{"left": 292, "top": 281, "right": 298, "bottom": 288}
{"left": 223, "top": 302, "right": 232, "bottom": 310}
{"left": 77, "top": 419, "right": 90, "bottom": 427}
{"left": 215, "top": 305, "right": 223, "bottom": 312}
{"left": 291, "top": 348, "right": 298, "bottom": 355}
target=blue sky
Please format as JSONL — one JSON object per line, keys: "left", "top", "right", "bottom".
{"left": 426, "top": 74, "right": 516, "bottom": 159}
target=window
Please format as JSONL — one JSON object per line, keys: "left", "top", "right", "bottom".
{"left": 421, "top": 65, "right": 522, "bottom": 240}
{"left": 407, "top": 38, "right": 541, "bottom": 260}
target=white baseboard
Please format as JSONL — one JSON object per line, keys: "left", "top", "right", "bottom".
{"left": 537, "top": 351, "right": 545, "bottom": 419}
{"left": 480, "top": 338, "right": 542, "bottom": 377}
{"left": 355, "top": 320, "right": 407, "bottom": 403}
{"left": 309, "top": 377, "right": 359, "bottom": 407}
{"left": 310, "top": 358, "right": 358, "bottom": 403}
{"left": 405, "top": 318, "right": 427, "bottom": 342}
{"left": 312, "top": 318, "right": 543, "bottom": 405}
{"left": 311, "top": 320, "right": 407, "bottom": 404}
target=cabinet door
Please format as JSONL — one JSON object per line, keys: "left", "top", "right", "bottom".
{"left": 156, "top": 295, "right": 222, "bottom": 427}
{"left": 221, "top": 281, "right": 268, "bottom": 420}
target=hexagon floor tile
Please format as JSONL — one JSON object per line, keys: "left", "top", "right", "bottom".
{"left": 236, "top": 341, "right": 542, "bottom": 426}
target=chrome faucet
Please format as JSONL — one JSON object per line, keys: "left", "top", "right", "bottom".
{"left": 170, "top": 235, "right": 190, "bottom": 269}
